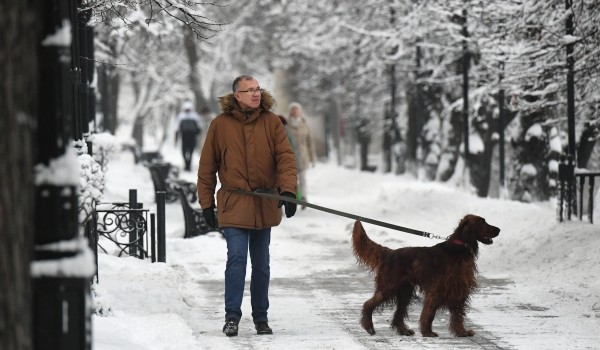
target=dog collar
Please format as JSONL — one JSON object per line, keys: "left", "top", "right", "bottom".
{"left": 452, "top": 239, "right": 467, "bottom": 246}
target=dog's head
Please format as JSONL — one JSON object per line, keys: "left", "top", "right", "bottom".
{"left": 453, "top": 214, "right": 500, "bottom": 246}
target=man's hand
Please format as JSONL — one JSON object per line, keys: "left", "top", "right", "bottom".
{"left": 278, "top": 192, "right": 297, "bottom": 218}
{"left": 202, "top": 205, "right": 217, "bottom": 228}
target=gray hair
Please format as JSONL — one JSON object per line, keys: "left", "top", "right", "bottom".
{"left": 288, "top": 102, "right": 302, "bottom": 114}
{"left": 232, "top": 75, "right": 255, "bottom": 92}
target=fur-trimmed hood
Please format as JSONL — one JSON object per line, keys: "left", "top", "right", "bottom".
{"left": 218, "top": 90, "right": 275, "bottom": 115}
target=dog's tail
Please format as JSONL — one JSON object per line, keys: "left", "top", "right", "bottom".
{"left": 352, "top": 220, "right": 389, "bottom": 271}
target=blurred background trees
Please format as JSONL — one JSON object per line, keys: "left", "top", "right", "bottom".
{"left": 91, "top": 0, "right": 600, "bottom": 202}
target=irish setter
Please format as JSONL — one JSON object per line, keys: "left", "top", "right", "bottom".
{"left": 352, "top": 214, "right": 500, "bottom": 337}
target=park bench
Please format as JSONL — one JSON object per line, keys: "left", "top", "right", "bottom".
{"left": 138, "top": 151, "right": 163, "bottom": 165}
{"left": 173, "top": 183, "right": 224, "bottom": 238}
{"left": 147, "top": 162, "right": 180, "bottom": 203}
{"left": 123, "top": 144, "right": 163, "bottom": 165}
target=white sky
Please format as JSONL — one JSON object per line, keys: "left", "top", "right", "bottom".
{"left": 91, "top": 129, "right": 600, "bottom": 349}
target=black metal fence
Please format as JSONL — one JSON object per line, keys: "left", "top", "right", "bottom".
{"left": 576, "top": 171, "right": 600, "bottom": 224}
{"left": 86, "top": 189, "right": 167, "bottom": 283}
{"left": 558, "top": 155, "right": 599, "bottom": 223}
{"left": 558, "top": 155, "right": 577, "bottom": 222}
{"left": 33, "top": 0, "right": 98, "bottom": 348}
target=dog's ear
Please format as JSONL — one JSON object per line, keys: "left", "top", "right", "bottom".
{"left": 456, "top": 215, "right": 475, "bottom": 241}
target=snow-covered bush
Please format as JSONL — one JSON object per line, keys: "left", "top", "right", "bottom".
{"left": 74, "top": 133, "right": 118, "bottom": 229}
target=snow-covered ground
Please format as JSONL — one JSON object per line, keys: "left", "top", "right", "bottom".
{"left": 90, "top": 135, "right": 600, "bottom": 350}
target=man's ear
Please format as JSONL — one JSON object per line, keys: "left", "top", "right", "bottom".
{"left": 234, "top": 92, "right": 241, "bottom": 101}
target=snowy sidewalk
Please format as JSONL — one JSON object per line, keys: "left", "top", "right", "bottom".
{"left": 93, "top": 224, "right": 515, "bottom": 350}
{"left": 93, "top": 152, "right": 600, "bottom": 350}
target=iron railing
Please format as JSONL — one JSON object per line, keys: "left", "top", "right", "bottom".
{"left": 94, "top": 202, "right": 153, "bottom": 259}
{"left": 558, "top": 155, "right": 599, "bottom": 224}
{"left": 576, "top": 171, "right": 600, "bottom": 224}
{"left": 86, "top": 189, "right": 167, "bottom": 283}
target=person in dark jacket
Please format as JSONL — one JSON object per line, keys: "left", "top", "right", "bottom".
{"left": 197, "top": 75, "right": 297, "bottom": 337}
{"left": 176, "top": 101, "right": 202, "bottom": 171}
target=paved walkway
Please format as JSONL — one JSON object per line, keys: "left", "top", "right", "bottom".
{"left": 183, "top": 229, "right": 517, "bottom": 350}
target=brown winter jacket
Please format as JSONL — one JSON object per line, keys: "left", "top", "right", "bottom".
{"left": 197, "top": 91, "right": 297, "bottom": 229}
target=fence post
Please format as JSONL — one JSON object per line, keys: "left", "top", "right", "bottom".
{"left": 86, "top": 215, "right": 98, "bottom": 284}
{"left": 579, "top": 176, "right": 584, "bottom": 221}
{"left": 157, "top": 191, "right": 166, "bottom": 262}
{"left": 569, "top": 155, "right": 577, "bottom": 219}
{"left": 129, "top": 189, "right": 138, "bottom": 257}
{"left": 150, "top": 213, "right": 156, "bottom": 263}
{"left": 589, "top": 176, "right": 595, "bottom": 224}
{"left": 136, "top": 202, "right": 144, "bottom": 259}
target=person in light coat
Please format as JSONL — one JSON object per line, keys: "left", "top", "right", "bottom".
{"left": 286, "top": 102, "right": 316, "bottom": 208}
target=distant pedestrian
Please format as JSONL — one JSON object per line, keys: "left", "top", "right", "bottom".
{"left": 278, "top": 115, "right": 300, "bottom": 169}
{"left": 175, "top": 101, "right": 202, "bottom": 171}
{"left": 286, "top": 102, "right": 316, "bottom": 208}
{"left": 197, "top": 75, "right": 298, "bottom": 337}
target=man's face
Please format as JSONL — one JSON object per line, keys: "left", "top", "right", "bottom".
{"left": 234, "top": 78, "right": 261, "bottom": 109}
{"left": 290, "top": 106, "right": 301, "bottom": 118}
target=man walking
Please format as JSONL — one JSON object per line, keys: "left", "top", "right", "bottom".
{"left": 176, "top": 101, "right": 203, "bottom": 171}
{"left": 197, "top": 75, "right": 298, "bottom": 336}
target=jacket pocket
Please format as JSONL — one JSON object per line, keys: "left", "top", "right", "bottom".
{"left": 222, "top": 191, "right": 233, "bottom": 213}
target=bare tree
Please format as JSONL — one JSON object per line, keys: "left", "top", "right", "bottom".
{"left": 89, "top": 0, "right": 225, "bottom": 139}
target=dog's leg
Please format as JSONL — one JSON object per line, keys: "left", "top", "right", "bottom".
{"left": 360, "top": 290, "right": 385, "bottom": 335}
{"left": 419, "top": 293, "right": 440, "bottom": 337}
{"left": 360, "top": 292, "right": 381, "bottom": 335}
{"left": 449, "top": 301, "right": 475, "bottom": 337}
{"left": 391, "top": 284, "right": 415, "bottom": 336}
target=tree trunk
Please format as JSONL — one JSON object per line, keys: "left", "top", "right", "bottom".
{"left": 326, "top": 90, "right": 343, "bottom": 166}
{"left": 97, "top": 39, "right": 120, "bottom": 134}
{"left": 438, "top": 107, "right": 463, "bottom": 181}
{"left": 382, "top": 105, "right": 394, "bottom": 173}
{"left": 405, "top": 82, "right": 420, "bottom": 171}
{"left": 0, "top": 1, "right": 38, "bottom": 349}
{"left": 183, "top": 27, "right": 206, "bottom": 110}
{"left": 131, "top": 80, "right": 156, "bottom": 148}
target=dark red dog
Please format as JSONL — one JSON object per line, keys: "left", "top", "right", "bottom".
{"left": 352, "top": 214, "right": 500, "bottom": 337}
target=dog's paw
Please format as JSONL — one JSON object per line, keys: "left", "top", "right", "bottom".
{"left": 421, "top": 331, "right": 438, "bottom": 337}
{"left": 397, "top": 328, "right": 415, "bottom": 336}
{"left": 360, "top": 319, "right": 376, "bottom": 335}
{"left": 364, "top": 327, "right": 376, "bottom": 336}
{"left": 455, "top": 329, "right": 475, "bottom": 337}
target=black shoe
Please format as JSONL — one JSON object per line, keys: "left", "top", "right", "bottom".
{"left": 255, "top": 321, "right": 273, "bottom": 335}
{"left": 223, "top": 318, "right": 239, "bottom": 337}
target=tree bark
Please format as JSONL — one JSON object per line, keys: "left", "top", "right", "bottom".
{"left": 97, "top": 39, "right": 120, "bottom": 134}
{"left": 183, "top": 27, "right": 206, "bottom": 110}
{"left": 0, "top": 1, "right": 38, "bottom": 349}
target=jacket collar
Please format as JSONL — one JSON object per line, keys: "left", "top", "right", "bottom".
{"left": 219, "top": 91, "right": 275, "bottom": 123}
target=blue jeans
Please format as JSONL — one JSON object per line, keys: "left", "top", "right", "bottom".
{"left": 223, "top": 227, "right": 271, "bottom": 323}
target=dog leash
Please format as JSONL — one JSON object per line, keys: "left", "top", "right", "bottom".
{"left": 232, "top": 189, "right": 447, "bottom": 240}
